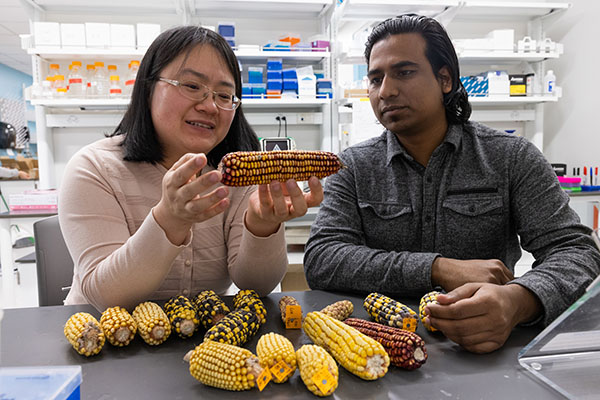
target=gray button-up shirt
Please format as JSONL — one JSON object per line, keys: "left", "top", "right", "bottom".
{"left": 304, "top": 121, "right": 600, "bottom": 325}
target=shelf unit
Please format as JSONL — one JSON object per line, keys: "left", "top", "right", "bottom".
{"left": 330, "top": 0, "right": 571, "bottom": 153}
{"left": 22, "top": 0, "right": 334, "bottom": 189}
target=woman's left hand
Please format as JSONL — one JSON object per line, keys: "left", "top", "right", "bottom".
{"left": 245, "top": 176, "right": 324, "bottom": 237}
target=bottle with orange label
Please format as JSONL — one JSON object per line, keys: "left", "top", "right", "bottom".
{"left": 123, "top": 60, "right": 140, "bottom": 96}
{"left": 85, "top": 64, "right": 95, "bottom": 97}
{"left": 67, "top": 61, "right": 85, "bottom": 98}
{"left": 109, "top": 75, "right": 122, "bottom": 98}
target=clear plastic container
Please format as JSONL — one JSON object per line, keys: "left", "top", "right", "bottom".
{"left": 544, "top": 70, "right": 556, "bottom": 94}
{"left": 93, "top": 61, "right": 110, "bottom": 97}
{"left": 54, "top": 74, "right": 67, "bottom": 96}
{"left": 0, "top": 365, "right": 82, "bottom": 400}
{"left": 85, "top": 64, "right": 95, "bottom": 97}
{"left": 48, "top": 63, "right": 61, "bottom": 89}
{"left": 109, "top": 75, "right": 122, "bottom": 97}
{"left": 67, "top": 61, "right": 84, "bottom": 98}
{"left": 42, "top": 77, "right": 54, "bottom": 98}
{"left": 123, "top": 60, "right": 139, "bottom": 96}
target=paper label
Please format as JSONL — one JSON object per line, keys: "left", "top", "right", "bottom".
{"left": 285, "top": 305, "right": 302, "bottom": 329}
{"left": 403, "top": 317, "right": 418, "bottom": 332}
{"left": 311, "top": 366, "right": 336, "bottom": 394}
{"left": 256, "top": 367, "right": 272, "bottom": 391}
{"left": 270, "top": 360, "right": 292, "bottom": 381}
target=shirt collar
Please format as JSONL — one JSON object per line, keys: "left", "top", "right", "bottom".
{"left": 384, "top": 123, "right": 464, "bottom": 166}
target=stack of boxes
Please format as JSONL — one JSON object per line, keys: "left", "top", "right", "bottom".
{"left": 218, "top": 22, "right": 235, "bottom": 48}
{"left": 282, "top": 68, "right": 298, "bottom": 98}
{"left": 316, "top": 79, "right": 332, "bottom": 98}
{"left": 247, "top": 67, "right": 265, "bottom": 98}
{"left": 267, "top": 59, "right": 283, "bottom": 98}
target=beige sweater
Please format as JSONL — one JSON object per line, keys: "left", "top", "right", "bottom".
{"left": 59, "top": 137, "right": 287, "bottom": 311}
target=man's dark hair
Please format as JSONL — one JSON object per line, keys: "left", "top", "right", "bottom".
{"left": 364, "top": 14, "right": 471, "bottom": 124}
{"left": 111, "top": 25, "right": 259, "bottom": 168}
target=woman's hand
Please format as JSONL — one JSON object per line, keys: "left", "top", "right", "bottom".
{"left": 153, "top": 153, "right": 230, "bottom": 245}
{"left": 245, "top": 176, "right": 324, "bottom": 237}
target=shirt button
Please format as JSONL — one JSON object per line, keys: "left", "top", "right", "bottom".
{"left": 185, "top": 260, "right": 191, "bottom": 267}
{"left": 426, "top": 176, "right": 432, "bottom": 183}
{"left": 182, "top": 289, "right": 189, "bottom": 295}
{"left": 425, "top": 215, "right": 431, "bottom": 223}
{"left": 469, "top": 205, "right": 476, "bottom": 213}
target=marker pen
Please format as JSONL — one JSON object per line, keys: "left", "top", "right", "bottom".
{"left": 584, "top": 166, "right": 588, "bottom": 186}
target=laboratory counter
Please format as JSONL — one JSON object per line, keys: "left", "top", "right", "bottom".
{"left": 0, "top": 290, "right": 561, "bottom": 399}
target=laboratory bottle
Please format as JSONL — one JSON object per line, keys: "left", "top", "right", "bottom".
{"left": 123, "top": 60, "right": 139, "bottom": 96}
{"left": 109, "top": 75, "right": 122, "bottom": 98}
{"left": 85, "top": 64, "right": 95, "bottom": 97}
{"left": 48, "top": 63, "right": 61, "bottom": 89}
{"left": 54, "top": 75, "right": 67, "bottom": 96}
{"left": 42, "top": 77, "right": 54, "bottom": 99}
{"left": 544, "top": 70, "right": 556, "bottom": 94}
{"left": 67, "top": 61, "right": 85, "bottom": 98}
{"left": 93, "top": 61, "right": 110, "bottom": 97}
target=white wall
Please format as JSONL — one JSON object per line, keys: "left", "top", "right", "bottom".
{"left": 544, "top": 0, "right": 600, "bottom": 171}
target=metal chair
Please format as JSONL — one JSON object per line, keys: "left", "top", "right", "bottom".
{"left": 34, "top": 215, "right": 74, "bottom": 306}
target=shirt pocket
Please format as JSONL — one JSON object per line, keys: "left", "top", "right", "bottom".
{"left": 441, "top": 194, "right": 505, "bottom": 258}
{"left": 358, "top": 201, "right": 413, "bottom": 250}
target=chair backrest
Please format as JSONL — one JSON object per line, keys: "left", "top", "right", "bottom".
{"left": 34, "top": 215, "right": 74, "bottom": 306}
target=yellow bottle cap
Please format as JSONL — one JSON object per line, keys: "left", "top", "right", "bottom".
{"left": 110, "top": 75, "right": 120, "bottom": 81}
{"left": 94, "top": 61, "right": 104, "bottom": 67}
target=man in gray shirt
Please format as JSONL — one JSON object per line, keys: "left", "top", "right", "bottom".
{"left": 304, "top": 14, "right": 600, "bottom": 353}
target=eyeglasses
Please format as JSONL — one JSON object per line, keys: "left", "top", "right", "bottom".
{"left": 158, "top": 77, "right": 241, "bottom": 111}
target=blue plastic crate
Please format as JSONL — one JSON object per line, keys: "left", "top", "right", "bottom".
{"left": 0, "top": 366, "right": 82, "bottom": 400}
{"left": 460, "top": 75, "right": 488, "bottom": 97}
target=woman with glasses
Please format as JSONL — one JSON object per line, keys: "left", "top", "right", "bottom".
{"left": 58, "top": 26, "right": 323, "bottom": 312}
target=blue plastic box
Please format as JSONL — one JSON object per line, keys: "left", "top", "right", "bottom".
{"left": 283, "top": 79, "right": 298, "bottom": 91}
{"left": 0, "top": 366, "right": 82, "bottom": 400}
{"left": 267, "top": 59, "right": 283, "bottom": 71}
{"left": 282, "top": 68, "right": 297, "bottom": 80}
{"left": 267, "top": 79, "right": 283, "bottom": 91}
{"left": 267, "top": 70, "right": 282, "bottom": 80}
{"left": 251, "top": 83, "right": 266, "bottom": 96}
{"left": 218, "top": 23, "right": 235, "bottom": 38}
{"left": 248, "top": 67, "right": 263, "bottom": 84}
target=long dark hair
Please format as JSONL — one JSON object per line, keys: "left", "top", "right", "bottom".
{"left": 111, "top": 26, "right": 259, "bottom": 168}
{"left": 364, "top": 14, "right": 471, "bottom": 124}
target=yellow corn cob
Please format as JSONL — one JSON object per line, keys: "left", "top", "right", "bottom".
{"left": 132, "top": 301, "right": 171, "bottom": 345}
{"left": 64, "top": 312, "right": 105, "bottom": 356}
{"left": 256, "top": 332, "right": 297, "bottom": 383}
{"left": 188, "top": 340, "right": 263, "bottom": 391}
{"left": 193, "top": 290, "right": 231, "bottom": 329}
{"left": 419, "top": 291, "right": 441, "bottom": 332}
{"left": 233, "top": 289, "right": 267, "bottom": 325}
{"left": 303, "top": 311, "right": 389, "bottom": 380}
{"left": 219, "top": 150, "right": 344, "bottom": 186}
{"left": 100, "top": 306, "right": 137, "bottom": 347}
{"left": 296, "top": 344, "right": 339, "bottom": 397}
{"left": 164, "top": 295, "right": 200, "bottom": 338}
{"left": 344, "top": 318, "right": 428, "bottom": 370}
{"left": 278, "top": 295, "right": 302, "bottom": 324}
{"left": 204, "top": 309, "right": 261, "bottom": 346}
{"left": 320, "top": 300, "right": 354, "bottom": 321}
{"left": 364, "top": 292, "right": 418, "bottom": 332}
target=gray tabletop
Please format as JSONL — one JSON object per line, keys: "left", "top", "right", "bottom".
{"left": 0, "top": 290, "right": 561, "bottom": 399}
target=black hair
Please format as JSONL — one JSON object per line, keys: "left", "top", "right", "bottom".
{"left": 364, "top": 14, "right": 471, "bottom": 124}
{"left": 111, "top": 25, "right": 259, "bottom": 168}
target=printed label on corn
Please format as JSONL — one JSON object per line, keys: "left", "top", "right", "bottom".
{"left": 311, "top": 366, "right": 336, "bottom": 394}
{"left": 285, "top": 305, "right": 302, "bottom": 329}
{"left": 270, "top": 360, "right": 293, "bottom": 381}
{"left": 256, "top": 367, "right": 272, "bottom": 391}
{"left": 403, "top": 317, "right": 418, "bottom": 332}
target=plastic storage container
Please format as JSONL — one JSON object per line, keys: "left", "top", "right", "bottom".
{"left": 0, "top": 365, "right": 82, "bottom": 400}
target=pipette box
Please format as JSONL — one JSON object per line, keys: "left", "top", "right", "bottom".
{"left": 0, "top": 365, "right": 82, "bottom": 400}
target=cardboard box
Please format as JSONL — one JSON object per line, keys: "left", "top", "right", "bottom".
{"left": 487, "top": 70, "right": 509, "bottom": 95}
{"left": 509, "top": 73, "right": 534, "bottom": 96}
{"left": 85, "top": 23, "right": 110, "bottom": 47}
{"left": 461, "top": 75, "right": 488, "bottom": 97}
{"left": 60, "top": 24, "right": 86, "bottom": 47}
{"left": 110, "top": 24, "right": 136, "bottom": 48}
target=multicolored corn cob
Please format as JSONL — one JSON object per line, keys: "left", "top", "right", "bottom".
{"left": 193, "top": 290, "right": 231, "bottom": 329}
{"left": 419, "top": 291, "right": 441, "bottom": 332}
{"left": 364, "top": 292, "right": 418, "bottom": 332}
{"left": 132, "top": 301, "right": 171, "bottom": 345}
{"left": 164, "top": 295, "right": 200, "bottom": 338}
{"left": 344, "top": 318, "right": 427, "bottom": 370}
{"left": 64, "top": 312, "right": 105, "bottom": 356}
{"left": 204, "top": 308, "right": 261, "bottom": 346}
{"left": 219, "top": 150, "right": 344, "bottom": 186}
{"left": 278, "top": 295, "right": 302, "bottom": 324}
{"left": 188, "top": 340, "right": 264, "bottom": 391}
{"left": 100, "top": 306, "right": 137, "bottom": 347}
{"left": 256, "top": 332, "right": 297, "bottom": 383}
{"left": 320, "top": 300, "right": 354, "bottom": 321}
{"left": 296, "top": 344, "right": 339, "bottom": 397}
{"left": 233, "top": 289, "right": 267, "bottom": 325}
{"left": 303, "top": 311, "right": 390, "bottom": 380}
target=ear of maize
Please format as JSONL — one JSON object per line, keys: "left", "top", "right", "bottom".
{"left": 64, "top": 312, "right": 105, "bottom": 356}
{"left": 189, "top": 340, "right": 263, "bottom": 391}
{"left": 194, "top": 290, "right": 231, "bottom": 329}
{"left": 419, "top": 291, "right": 441, "bottom": 332}
{"left": 296, "top": 344, "right": 339, "bottom": 397}
{"left": 100, "top": 306, "right": 137, "bottom": 347}
{"left": 219, "top": 150, "right": 344, "bottom": 186}
{"left": 132, "top": 301, "right": 171, "bottom": 345}
{"left": 256, "top": 332, "right": 297, "bottom": 383}
{"left": 364, "top": 292, "right": 418, "bottom": 332}
{"left": 164, "top": 295, "right": 200, "bottom": 338}
{"left": 204, "top": 308, "right": 261, "bottom": 346}
{"left": 320, "top": 300, "right": 354, "bottom": 321}
{"left": 344, "top": 318, "right": 428, "bottom": 370}
{"left": 278, "top": 295, "right": 302, "bottom": 325}
{"left": 233, "top": 289, "right": 267, "bottom": 325}
{"left": 303, "top": 311, "right": 389, "bottom": 380}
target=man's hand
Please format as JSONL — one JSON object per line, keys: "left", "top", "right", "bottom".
{"left": 431, "top": 257, "right": 514, "bottom": 292}
{"left": 424, "top": 283, "right": 542, "bottom": 353}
